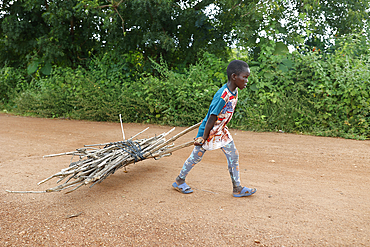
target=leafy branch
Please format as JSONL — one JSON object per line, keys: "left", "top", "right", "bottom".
{"left": 99, "top": 0, "right": 125, "bottom": 35}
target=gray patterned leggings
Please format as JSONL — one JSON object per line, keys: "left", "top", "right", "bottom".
{"left": 178, "top": 141, "right": 241, "bottom": 188}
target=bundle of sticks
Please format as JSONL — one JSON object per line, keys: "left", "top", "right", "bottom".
{"left": 6, "top": 122, "right": 200, "bottom": 194}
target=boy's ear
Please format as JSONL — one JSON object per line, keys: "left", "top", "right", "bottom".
{"left": 231, "top": 73, "right": 237, "bottom": 81}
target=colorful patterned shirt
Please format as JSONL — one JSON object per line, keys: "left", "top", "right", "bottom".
{"left": 196, "top": 84, "right": 238, "bottom": 150}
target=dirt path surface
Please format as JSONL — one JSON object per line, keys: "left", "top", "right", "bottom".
{"left": 1, "top": 113, "right": 369, "bottom": 246}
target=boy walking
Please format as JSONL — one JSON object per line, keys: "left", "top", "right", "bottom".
{"left": 172, "top": 60, "right": 257, "bottom": 197}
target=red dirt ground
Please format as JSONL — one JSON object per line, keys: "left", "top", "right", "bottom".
{"left": 0, "top": 113, "right": 369, "bottom": 246}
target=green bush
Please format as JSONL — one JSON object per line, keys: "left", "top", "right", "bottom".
{"left": 133, "top": 54, "right": 227, "bottom": 125}
{"left": 0, "top": 67, "right": 29, "bottom": 107}
{"left": 3, "top": 42, "right": 370, "bottom": 140}
{"left": 10, "top": 52, "right": 229, "bottom": 126}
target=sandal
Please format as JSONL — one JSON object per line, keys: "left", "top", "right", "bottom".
{"left": 233, "top": 187, "right": 256, "bottom": 197}
{"left": 172, "top": 182, "right": 193, "bottom": 194}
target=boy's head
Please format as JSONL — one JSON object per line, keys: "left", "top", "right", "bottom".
{"left": 227, "top": 60, "right": 249, "bottom": 81}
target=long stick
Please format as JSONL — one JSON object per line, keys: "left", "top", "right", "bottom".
{"left": 43, "top": 151, "right": 78, "bottom": 158}
{"left": 129, "top": 127, "right": 149, "bottom": 140}
{"left": 144, "top": 122, "right": 201, "bottom": 157}
{"left": 119, "top": 114, "right": 125, "bottom": 141}
{"left": 151, "top": 140, "right": 194, "bottom": 158}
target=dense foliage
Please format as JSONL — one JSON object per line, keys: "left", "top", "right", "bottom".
{"left": 1, "top": 1, "right": 370, "bottom": 140}
{"left": 232, "top": 34, "right": 370, "bottom": 140}
{"left": 1, "top": 34, "right": 369, "bottom": 139}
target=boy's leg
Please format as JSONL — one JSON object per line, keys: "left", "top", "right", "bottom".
{"left": 221, "top": 141, "right": 242, "bottom": 192}
{"left": 221, "top": 141, "right": 256, "bottom": 197}
{"left": 176, "top": 145, "right": 206, "bottom": 185}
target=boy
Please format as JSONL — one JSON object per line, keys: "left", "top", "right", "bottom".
{"left": 172, "top": 60, "right": 257, "bottom": 197}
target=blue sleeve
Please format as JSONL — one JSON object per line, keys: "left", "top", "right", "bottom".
{"left": 196, "top": 88, "right": 226, "bottom": 138}
{"left": 208, "top": 94, "right": 226, "bottom": 116}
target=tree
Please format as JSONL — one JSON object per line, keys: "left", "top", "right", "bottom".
{"left": 0, "top": 0, "right": 109, "bottom": 70}
{"left": 235, "top": 0, "right": 370, "bottom": 54}
{"left": 1, "top": 0, "right": 369, "bottom": 70}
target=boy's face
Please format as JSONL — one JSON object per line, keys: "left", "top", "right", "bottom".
{"left": 233, "top": 67, "right": 250, "bottom": 90}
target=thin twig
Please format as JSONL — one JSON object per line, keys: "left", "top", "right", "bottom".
{"left": 5, "top": 190, "right": 47, "bottom": 194}
{"left": 66, "top": 212, "right": 83, "bottom": 218}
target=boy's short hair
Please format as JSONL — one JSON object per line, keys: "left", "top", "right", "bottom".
{"left": 227, "top": 60, "right": 249, "bottom": 80}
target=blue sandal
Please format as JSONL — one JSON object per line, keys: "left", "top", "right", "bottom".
{"left": 233, "top": 187, "right": 256, "bottom": 197}
{"left": 172, "top": 182, "right": 193, "bottom": 194}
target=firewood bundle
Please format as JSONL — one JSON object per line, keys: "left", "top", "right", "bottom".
{"left": 6, "top": 122, "right": 200, "bottom": 194}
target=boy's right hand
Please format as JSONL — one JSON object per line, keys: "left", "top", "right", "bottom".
{"left": 194, "top": 137, "right": 204, "bottom": 146}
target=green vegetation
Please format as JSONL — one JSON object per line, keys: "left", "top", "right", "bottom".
{"left": 2, "top": 34, "right": 370, "bottom": 139}
{"left": 231, "top": 34, "right": 370, "bottom": 140}
{"left": 1, "top": 1, "right": 370, "bottom": 139}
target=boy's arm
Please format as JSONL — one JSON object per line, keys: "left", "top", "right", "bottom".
{"left": 194, "top": 114, "right": 217, "bottom": 146}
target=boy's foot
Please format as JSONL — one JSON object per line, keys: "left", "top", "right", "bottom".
{"left": 172, "top": 176, "right": 193, "bottom": 194}
{"left": 233, "top": 186, "right": 256, "bottom": 197}
{"left": 172, "top": 182, "right": 193, "bottom": 194}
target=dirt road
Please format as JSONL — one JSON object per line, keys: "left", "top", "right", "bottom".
{"left": 1, "top": 113, "right": 369, "bottom": 246}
